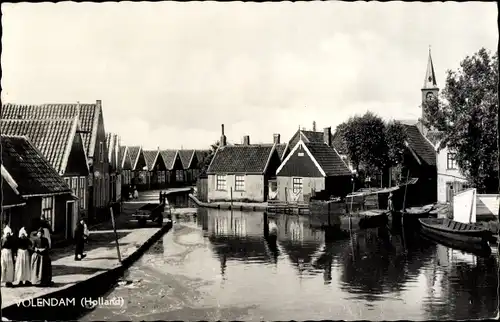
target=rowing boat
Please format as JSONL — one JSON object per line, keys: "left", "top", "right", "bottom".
{"left": 418, "top": 218, "right": 493, "bottom": 245}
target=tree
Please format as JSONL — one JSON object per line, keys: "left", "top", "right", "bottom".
{"left": 342, "top": 112, "right": 388, "bottom": 178}
{"left": 422, "top": 48, "right": 498, "bottom": 193}
{"left": 199, "top": 140, "right": 220, "bottom": 176}
{"left": 385, "top": 121, "right": 408, "bottom": 183}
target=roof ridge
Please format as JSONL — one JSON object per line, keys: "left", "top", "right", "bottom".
{"left": 2, "top": 118, "right": 76, "bottom": 122}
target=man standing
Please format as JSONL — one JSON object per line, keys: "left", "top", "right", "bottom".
{"left": 74, "top": 218, "right": 87, "bottom": 261}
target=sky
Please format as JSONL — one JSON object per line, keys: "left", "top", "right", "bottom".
{"left": 2, "top": 1, "right": 497, "bottom": 150}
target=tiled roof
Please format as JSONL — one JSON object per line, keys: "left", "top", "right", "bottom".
{"left": 1, "top": 135, "right": 71, "bottom": 197}
{"left": 289, "top": 130, "right": 336, "bottom": 150}
{"left": 143, "top": 150, "right": 159, "bottom": 171}
{"left": 0, "top": 118, "right": 79, "bottom": 175}
{"left": 127, "top": 146, "right": 141, "bottom": 169}
{"left": 305, "top": 142, "right": 352, "bottom": 176}
{"left": 195, "top": 150, "right": 210, "bottom": 163}
{"left": 159, "top": 150, "right": 178, "bottom": 170}
{"left": 1, "top": 166, "right": 26, "bottom": 207}
{"left": 2, "top": 103, "right": 100, "bottom": 157}
{"left": 106, "top": 133, "right": 113, "bottom": 156}
{"left": 179, "top": 150, "right": 195, "bottom": 169}
{"left": 402, "top": 124, "right": 436, "bottom": 166}
{"left": 426, "top": 130, "right": 443, "bottom": 147}
{"left": 275, "top": 143, "right": 289, "bottom": 161}
{"left": 207, "top": 145, "right": 274, "bottom": 174}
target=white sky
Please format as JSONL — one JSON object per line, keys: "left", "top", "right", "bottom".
{"left": 2, "top": 2, "right": 497, "bottom": 149}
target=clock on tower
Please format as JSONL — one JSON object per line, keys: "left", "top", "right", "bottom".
{"left": 426, "top": 92, "right": 435, "bottom": 101}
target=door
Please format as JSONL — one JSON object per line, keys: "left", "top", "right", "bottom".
{"left": 66, "top": 201, "right": 75, "bottom": 239}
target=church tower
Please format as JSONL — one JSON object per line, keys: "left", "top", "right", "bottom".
{"left": 419, "top": 47, "right": 439, "bottom": 135}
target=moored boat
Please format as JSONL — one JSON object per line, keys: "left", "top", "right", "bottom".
{"left": 418, "top": 218, "right": 493, "bottom": 246}
{"left": 358, "top": 209, "right": 389, "bottom": 229}
{"left": 419, "top": 229, "right": 492, "bottom": 257}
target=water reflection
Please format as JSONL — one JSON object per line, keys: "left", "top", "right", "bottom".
{"left": 84, "top": 208, "right": 499, "bottom": 321}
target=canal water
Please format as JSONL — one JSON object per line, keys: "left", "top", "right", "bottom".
{"left": 81, "top": 208, "right": 499, "bottom": 321}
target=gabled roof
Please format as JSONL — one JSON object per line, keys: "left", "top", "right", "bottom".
{"left": 207, "top": 145, "right": 276, "bottom": 174}
{"left": 277, "top": 140, "right": 352, "bottom": 177}
{"left": 2, "top": 102, "right": 102, "bottom": 158}
{"left": 402, "top": 124, "right": 437, "bottom": 166}
{"left": 195, "top": 150, "right": 210, "bottom": 164}
{"left": 143, "top": 150, "right": 160, "bottom": 171}
{"left": 119, "top": 146, "right": 132, "bottom": 170}
{"left": 106, "top": 133, "right": 114, "bottom": 160}
{"left": 275, "top": 143, "right": 290, "bottom": 161}
{"left": 289, "top": 129, "right": 343, "bottom": 153}
{"left": 178, "top": 150, "right": 196, "bottom": 169}
{"left": 114, "top": 135, "right": 122, "bottom": 171}
{"left": 0, "top": 117, "right": 88, "bottom": 175}
{"left": 127, "top": 146, "right": 142, "bottom": 170}
{"left": 159, "top": 150, "right": 179, "bottom": 170}
{"left": 1, "top": 135, "right": 71, "bottom": 197}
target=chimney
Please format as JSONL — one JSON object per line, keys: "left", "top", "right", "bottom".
{"left": 96, "top": 99, "right": 102, "bottom": 107}
{"left": 323, "top": 127, "right": 332, "bottom": 146}
{"left": 220, "top": 124, "right": 227, "bottom": 147}
{"left": 273, "top": 133, "right": 281, "bottom": 144}
{"left": 243, "top": 135, "right": 250, "bottom": 145}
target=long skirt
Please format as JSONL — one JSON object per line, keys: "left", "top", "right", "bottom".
{"left": 1, "top": 249, "right": 15, "bottom": 284}
{"left": 42, "top": 228, "right": 52, "bottom": 249}
{"left": 30, "top": 253, "right": 52, "bottom": 286}
{"left": 14, "top": 249, "right": 31, "bottom": 284}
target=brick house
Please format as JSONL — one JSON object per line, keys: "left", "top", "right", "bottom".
{"left": 2, "top": 101, "right": 111, "bottom": 224}
{"left": 1, "top": 135, "right": 74, "bottom": 241}
{"left": 1, "top": 117, "right": 89, "bottom": 236}
{"left": 207, "top": 132, "right": 282, "bottom": 203}
{"left": 276, "top": 127, "right": 353, "bottom": 203}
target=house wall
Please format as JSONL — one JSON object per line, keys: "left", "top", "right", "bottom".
{"left": 276, "top": 176, "right": 325, "bottom": 203}
{"left": 90, "top": 110, "right": 111, "bottom": 223}
{"left": 436, "top": 146, "right": 468, "bottom": 203}
{"left": 4, "top": 199, "right": 41, "bottom": 235}
{"left": 54, "top": 195, "right": 69, "bottom": 236}
{"left": 207, "top": 174, "right": 265, "bottom": 202}
{"left": 277, "top": 145, "right": 323, "bottom": 178}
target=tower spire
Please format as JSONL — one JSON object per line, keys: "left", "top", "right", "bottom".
{"left": 423, "top": 47, "right": 438, "bottom": 89}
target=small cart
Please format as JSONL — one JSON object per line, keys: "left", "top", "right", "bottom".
{"left": 133, "top": 203, "right": 165, "bottom": 227}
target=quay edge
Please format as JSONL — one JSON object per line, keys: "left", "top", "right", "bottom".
{"left": 188, "top": 194, "right": 268, "bottom": 212}
{"left": 1, "top": 221, "right": 173, "bottom": 321}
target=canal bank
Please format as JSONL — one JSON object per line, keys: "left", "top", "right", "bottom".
{"left": 189, "top": 194, "right": 268, "bottom": 211}
{"left": 1, "top": 206, "right": 173, "bottom": 321}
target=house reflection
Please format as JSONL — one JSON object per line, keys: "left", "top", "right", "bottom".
{"left": 202, "top": 209, "right": 276, "bottom": 270}
{"left": 275, "top": 214, "right": 324, "bottom": 277}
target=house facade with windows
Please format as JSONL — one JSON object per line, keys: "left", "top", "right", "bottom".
{"left": 128, "top": 146, "right": 148, "bottom": 190}
{"left": 0, "top": 117, "right": 90, "bottom": 235}
{"left": 160, "top": 150, "right": 185, "bottom": 187}
{"left": 119, "top": 146, "right": 133, "bottom": 196}
{"left": 143, "top": 149, "right": 167, "bottom": 189}
{"left": 206, "top": 132, "right": 282, "bottom": 203}
{"left": 106, "top": 133, "right": 122, "bottom": 204}
{"left": 434, "top": 144, "right": 467, "bottom": 203}
{"left": 2, "top": 101, "right": 111, "bottom": 224}
{"left": 179, "top": 150, "right": 200, "bottom": 185}
{"left": 276, "top": 127, "right": 353, "bottom": 203}
{"left": 1, "top": 135, "right": 73, "bottom": 241}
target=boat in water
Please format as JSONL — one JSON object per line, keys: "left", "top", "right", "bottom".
{"left": 418, "top": 217, "right": 494, "bottom": 248}
{"left": 419, "top": 228, "right": 492, "bottom": 257}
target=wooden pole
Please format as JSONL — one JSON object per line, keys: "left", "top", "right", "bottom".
{"left": 110, "top": 207, "right": 122, "bottom": 263}
{"left": 230, "top": 187, "right": 233, "bottom": 208}
{"left": 0, "top": 209, "right": 3, "bottom": 317}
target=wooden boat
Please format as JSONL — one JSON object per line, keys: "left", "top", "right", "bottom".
{"left": 419, "top": 229, "right": 492, "bottom": 257}
{"left": 358, "top": 209, "right": 389, "bottom": 229}
{"left": 309, "top": 198, "right": 345, "bottom": 215}
{"left": 418, "top": 218, "right": 493, "bottom": 246}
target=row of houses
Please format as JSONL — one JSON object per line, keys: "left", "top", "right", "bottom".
{"left": 1, "top": 101, "right": 208, "bottom": 245}
{"left": 202, "top": 50, "right": 461, "bottom": 206}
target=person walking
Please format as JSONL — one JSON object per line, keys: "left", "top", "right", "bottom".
{"left": 14, "top": 227, "right": 32, "bottom": 286}
{"left": 30, "top": 228, "right": 52, "bottom": 286}
{"left": 1, "top": 226, "right": 15, "bottom": 287}
{"left": 74, "top": 219, "right": 87, "bottom": 261}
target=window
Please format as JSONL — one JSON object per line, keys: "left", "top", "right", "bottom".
{"left": 41, "top": 197, "right": 54, "bottom": 229}
{"left": 176, "top": 170, "right": 184, "bottom": 182}
{"left": 216, "top": 175, "right": 227, "bottom": 191}
{"left": 71, "top": 177, "right": 79, "bottom": 209}
{"left": 235, "top": 175, "right": 245, "bottom": 191}
{"left": 79, "top": 177, "right": 86, "bottom": 209}
{"left": 64, "top": 177, "right": 71, "bottom": 189}
{"left": 447, "top": 153, "right": 458, "bottom": 170}
{"left": 292, "top": 177, "right": 303, "bottom": 194}
{"left": 99, "top": 142, "right": 104, "bottom": 163}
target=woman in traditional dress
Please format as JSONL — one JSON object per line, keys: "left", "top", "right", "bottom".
{"left": 39, "top": 216, "right": 53, "bottom": 249}
{"left": 14, "top": 227, "right": 32, "bottom": 286}
{"left": 1, "top": 225, "right": 15, "bottom": 287}
{"left": 30, "top": 229, "right": 52, "bottom": 286}
{"left": 133, "top": 186, "right": 139, "bottom": 199}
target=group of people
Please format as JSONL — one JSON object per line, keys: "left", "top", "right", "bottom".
{"left": 0, "top": 215, "right": 90, "bottom": 288}
{"left": 125, "top": 185, "right": 139, "bottom": 201}
{"left": 1, "top": 224, "right": 52, "bottom": 287}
